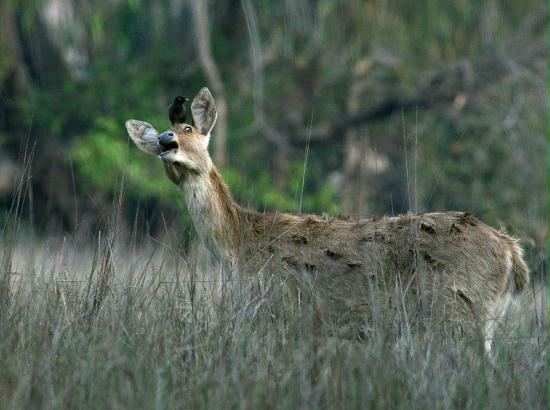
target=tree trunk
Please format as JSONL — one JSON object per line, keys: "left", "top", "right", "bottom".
{"left": 341, "top": 70, "right": 370, "bottom": 218}
{"left": 0, "top": 1, "right": 31, "bottom": 134}
{"left": 190, "top": 0, "right": 228, "bottom": 167}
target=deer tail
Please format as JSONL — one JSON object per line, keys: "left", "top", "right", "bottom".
{"left": 508, "top": 240, "right": 529, "bottom": 294}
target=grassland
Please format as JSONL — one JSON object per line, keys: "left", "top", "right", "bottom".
{"left": 0, "top": 213, "right": 547, "bottom": 410}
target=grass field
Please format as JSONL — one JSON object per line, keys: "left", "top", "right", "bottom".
{"left": 0, "top": 210, "right": 547, "bottom": 410}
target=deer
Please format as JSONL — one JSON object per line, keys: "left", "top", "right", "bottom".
{"left": 125, "top": 87, "right": 529, "bottom": 355}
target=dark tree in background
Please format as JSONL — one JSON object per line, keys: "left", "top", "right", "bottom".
{"left": 0, "top": 0, "right": 547, "bottom": 269}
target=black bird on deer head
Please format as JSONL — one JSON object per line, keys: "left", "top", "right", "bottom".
{"left": 168, "top": 96, "right": 191, "bottom": 125}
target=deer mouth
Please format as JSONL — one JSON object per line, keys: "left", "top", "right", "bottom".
{"left": 161, "top": 141, "right": 178, "bottom": 152}
{"left": 159, "top": 141, "right": 179, "bottom": 156}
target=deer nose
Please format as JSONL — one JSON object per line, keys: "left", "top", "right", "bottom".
{"left": 159, "top": 132, "right": 175, "bottom": 147}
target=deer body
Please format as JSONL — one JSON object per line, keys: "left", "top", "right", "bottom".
{"left": 126, "top": 87, "right": 529, "bottom": 353}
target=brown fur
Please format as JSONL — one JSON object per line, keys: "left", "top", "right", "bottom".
{"left": 125, "top": 87, "right": 530, "bottom": 352}
{"left": 202, "top": 170, "right": 528, "bottom": 321}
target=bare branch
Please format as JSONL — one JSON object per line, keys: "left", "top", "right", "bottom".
{"left": 289, "top": 7, "right": 549, "bottom": 147}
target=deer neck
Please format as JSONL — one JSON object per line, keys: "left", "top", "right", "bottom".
{"left": 180, "top": 167, "right": 242, "bottom": 262}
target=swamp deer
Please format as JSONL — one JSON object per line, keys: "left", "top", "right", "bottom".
{"left": 125, "top": 87, "right": 529, "bottom": 353}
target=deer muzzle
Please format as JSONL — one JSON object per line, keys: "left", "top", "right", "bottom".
{"left": 159, "top": 131, "right": 179, "bottom": 152}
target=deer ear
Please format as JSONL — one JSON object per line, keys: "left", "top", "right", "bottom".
{"left": 125, "top": 120, "right": 161, "bottom": 155}
{"left": 191, "top": 87, "right": 217, "bottom": 137}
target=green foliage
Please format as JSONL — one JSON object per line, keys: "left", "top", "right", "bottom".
{"left": 224, "top": 160, "right": 340, "bottom": 215}
{"left": 70, "top": 117, "right": 178, "bottom": 205}
{"left": 0, "top": 0, "right": 546, "bottom": 257}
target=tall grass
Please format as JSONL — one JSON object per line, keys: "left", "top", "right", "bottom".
{"left": 0, "top": 162, "right": 547, "bottom": 410}
{"left": 0, "top": 223, "right": 547, "bottom": 409}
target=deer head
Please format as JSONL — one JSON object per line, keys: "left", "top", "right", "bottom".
{"left": 125, "top": 87, "right": 218, "bottom": 184}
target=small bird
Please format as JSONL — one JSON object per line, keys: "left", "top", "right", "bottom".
{"left": 168, "top": 96, "right": 190, "bottom": 125}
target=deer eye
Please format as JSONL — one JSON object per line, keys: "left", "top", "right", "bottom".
{"left": 184, "top": 126, "right": 192, "bottom": 133}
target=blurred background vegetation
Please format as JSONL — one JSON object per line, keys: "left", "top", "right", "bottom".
{"left": 0, "top": 0, "right": 547, "bottom": 271}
